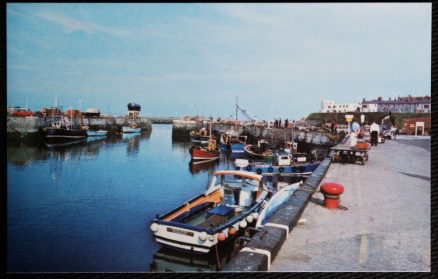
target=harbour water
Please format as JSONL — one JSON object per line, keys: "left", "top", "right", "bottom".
{"left": 7, "top": 124, "right": 245, "bottom": 272}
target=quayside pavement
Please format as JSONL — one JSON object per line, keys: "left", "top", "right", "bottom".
{"left": 270, "top": 136, "right": 431, "bottom": 272}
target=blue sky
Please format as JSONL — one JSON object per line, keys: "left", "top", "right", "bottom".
{"left": 7, "top": 3, "right": 431, "bottom": 120}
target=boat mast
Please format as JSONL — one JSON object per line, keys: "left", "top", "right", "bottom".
{"left": 209, "top": 119, "right": 212, "bottom": 138}
{"left": 235, "top": 96, "right": 238, "bottom": 130}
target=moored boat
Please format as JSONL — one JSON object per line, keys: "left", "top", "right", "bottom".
{"left": 190, "top": 138, "right": 220, "bottom": 161}
{"left": 41, "top": 108, "right": 87, "bottom": 147}
{"left": 150, "top": 170, "right": 269, "bottom": 254}
{"left": 234, "top": 158, "right": 320, "bottom": 177}
{"left": 190, "top": 128, "right": 210, "bottom": 144}
{"left": 219, "top": 130, "right": 247, "bottom": 153}
{"left": 243, "top": 139, "right": 273, "bottom": 160}
{"left": 122, "top": 124, "right": 141, "bottom": 133}
{"left": 86, "top": 129, "right": 108, "bottom": 137}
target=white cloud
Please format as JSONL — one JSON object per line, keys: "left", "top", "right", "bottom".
{"left": 36, "top": 10, "right": 131, "bottom": 37}
{"left": 215, "top": 4, "right": 282, "bottom": 26}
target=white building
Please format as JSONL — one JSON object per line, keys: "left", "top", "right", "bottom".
{"left": 361, "top": 96, "right": 431, "bottom": 113}
{"left": 320, "top": 100, "right": 360, "bottom": 113}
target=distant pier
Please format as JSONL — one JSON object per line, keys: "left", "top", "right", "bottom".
{"left": 7, "top": 115, "right": 152, "bottom": 139}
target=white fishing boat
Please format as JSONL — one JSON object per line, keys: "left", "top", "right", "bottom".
{"left": 150, "top": 170, "right": 269, "bottom": 254}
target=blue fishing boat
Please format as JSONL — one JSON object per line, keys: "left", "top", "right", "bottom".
{"left": 219, "top": 130, "right": 247, "bottom": 153}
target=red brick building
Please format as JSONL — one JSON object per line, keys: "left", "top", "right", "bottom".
{"left": 401, "top": 117, "right": 431, "bottom": 135}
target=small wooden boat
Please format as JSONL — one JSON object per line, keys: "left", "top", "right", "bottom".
{"left": 150, "top": 170, "right": 269, "bottom": 254}
{"left": 190, "top": 138, "right": 220, "bottom": 161}
{"left": 190, "top": 128, "right": 210, "bottom": 144}
{"left": 243, "top": 139, "right": 273, "bottom": 160}
{"left": 122, "top": 124, "right": 141, "bottom": 133}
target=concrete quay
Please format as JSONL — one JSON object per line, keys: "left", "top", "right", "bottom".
{"left": 223, "top": 136, "right": 430, "bottom": 272}
{"left": 270, "top": 137, "right": 430, "bottom": 272}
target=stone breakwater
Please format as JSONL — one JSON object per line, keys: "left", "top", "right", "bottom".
{"left": 172, "top": 120, "right": 342, "bottom": 150}
{"left": 7, "top": 115, "right": 152, "bottom": 137}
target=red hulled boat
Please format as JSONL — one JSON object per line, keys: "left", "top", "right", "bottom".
{"left": 189, "top": 138, "right": 220, "bottom": 161}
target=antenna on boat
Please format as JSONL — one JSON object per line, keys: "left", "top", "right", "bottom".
{"left": 70, "top": 106, "right": 73, "bottom": 130}
{"left": 235, "top": 95, "right": 238, "bottom": 130}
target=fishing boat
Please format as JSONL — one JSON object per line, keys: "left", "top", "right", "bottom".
{"left": 189, "top": 142, "right": 220, "bottom": 161}
{"left": 243, "top": 139, "right": 273, "bottom": 160}
{"left": 41, "top": 108, "right": 87, "bottom": 146}
{"left": 86, "top": 129, "right": 108, "bottom": 137}
{"left": 189, "top": 120, "right": 220, "bottom": 161}
{"left": 122, "top": 123, "right": 141, "bottom": 133}
{"left": 234, "top": 157, "right": 320, "bottom": 177}
{"left": 219, "top": 130, "right": 247, "bottom": 153}
{"left": 190, "top": 128, "right": 210, "bottom": 144}
{"left": 150, "top": 170, "right": 269, "bottom": 254}
{"left": 255, "top": 181, "right": 302, "bottom": 228}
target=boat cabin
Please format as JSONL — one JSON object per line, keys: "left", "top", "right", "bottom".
{"left": 208, "top": 170, "right": 263, "bottom": 209}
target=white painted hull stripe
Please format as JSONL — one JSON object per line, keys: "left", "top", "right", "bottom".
{"left": 156, "top": 238, "right": 210, "bottom": 253}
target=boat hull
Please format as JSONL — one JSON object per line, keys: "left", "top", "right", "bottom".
{"left": 122, "top": 127, "right": 141, "bottom": 133}
{"left": 237, "top": 162, "right": 320, "bottom": 176}
{"left": 87, "top": 130, "right": 108, "bottom": 137}
{"left": 150, "top": 170, "right": 268, "bottom": 254}
{"left": 42, "top": 127, "right": 87, "bottom": 147}
{"left": 189, "top": 146, "right": 220, "bottom": 161}
{"left": 244, "top": 144, "right": 273, "bottom": 159}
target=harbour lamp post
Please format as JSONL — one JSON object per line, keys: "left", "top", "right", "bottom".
{"left": 345, "top": 114, "right": 353, "bottom": 133}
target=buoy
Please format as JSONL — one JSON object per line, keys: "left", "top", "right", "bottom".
{"left": 320, "top": 182, "right": 345, "bottom": 209}
{"left": 246, "top": 215, "right": 254, "bottom": 223}
{"left": 217, "top": 233, "right": 227, "bottom": 241}
{"left": 228, "top": 227, "right": 236, "bottom": 235}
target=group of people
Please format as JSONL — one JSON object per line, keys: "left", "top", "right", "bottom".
{"left": 273, "top": 118, "right": 291, "bottom": 128}
{"left": 347, "top": 111, "right": 399, "bottom": 147}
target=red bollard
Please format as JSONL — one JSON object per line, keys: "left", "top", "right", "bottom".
{"left": 320, "top": 183, "right": 344, "bottom": 209}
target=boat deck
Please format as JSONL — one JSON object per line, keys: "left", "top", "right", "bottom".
{"left": 183, "top": 204, "right": 246, "bottom": 228}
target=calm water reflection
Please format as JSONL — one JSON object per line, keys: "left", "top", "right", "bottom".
{"left": 7, "top": 124, "right": 237, "bottom": 272}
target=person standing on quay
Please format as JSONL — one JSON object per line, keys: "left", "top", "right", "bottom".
{"left": 370, "top": 120, "right": 379, "bottom": 146}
